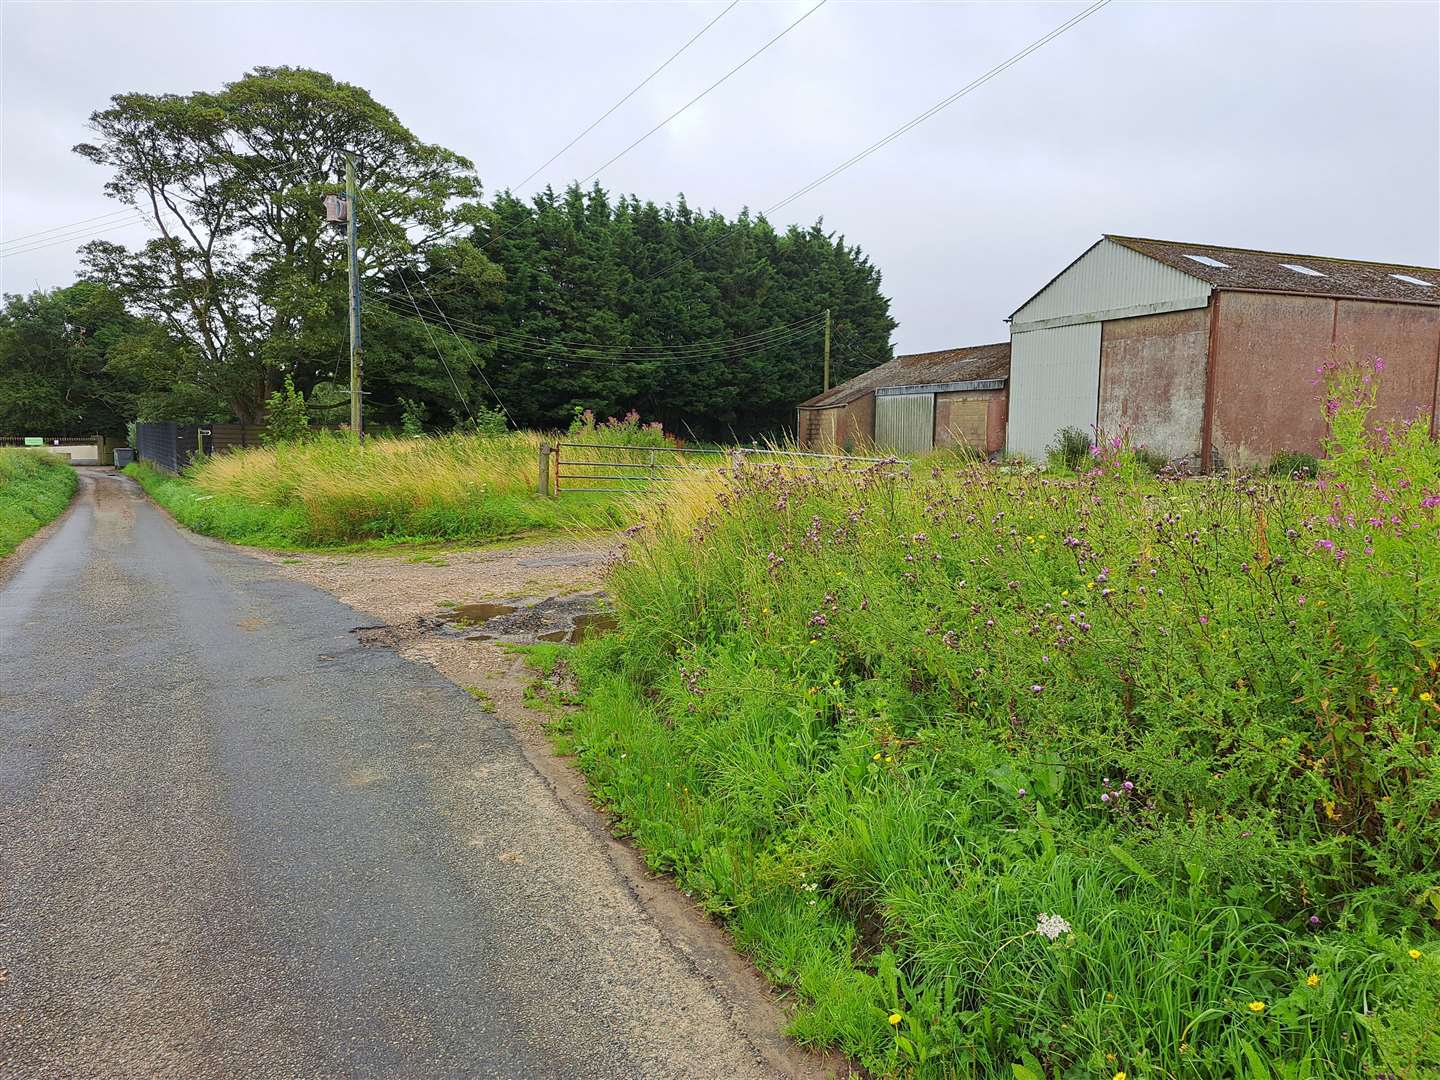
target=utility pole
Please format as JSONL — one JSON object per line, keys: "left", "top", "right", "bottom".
{"left": 346, "top": 155, "right": 363, "bottom": 440}
{"left": 822, "top": 308, "right": 832, "bottom": 392}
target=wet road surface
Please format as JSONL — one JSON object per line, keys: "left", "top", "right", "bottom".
{"left": 0, "top": 471, "right": 795, "bottom": 1080}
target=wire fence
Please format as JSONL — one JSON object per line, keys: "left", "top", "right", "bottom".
{"left": 545, "top": 440, "right": 893, "bottom": 495}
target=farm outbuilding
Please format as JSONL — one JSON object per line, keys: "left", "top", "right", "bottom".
{"left": 796, "top": 343, "right": 1010, "bottom": 455}
{"left": 1006, "top": 236, "right": 1440, "bottom": 467}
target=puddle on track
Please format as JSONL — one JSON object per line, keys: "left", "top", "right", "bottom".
{"left": 436, "top": 595, "right": 617, "bottom": 645}
{"left": 441, "top": 602, "right": 518, "bottom": 627}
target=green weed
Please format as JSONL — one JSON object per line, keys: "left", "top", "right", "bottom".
{"left": 555, "top": 359, "right": 1439, "bottom": 1078}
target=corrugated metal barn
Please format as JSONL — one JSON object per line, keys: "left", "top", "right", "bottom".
{"left": 797, "top": 344, "right": 1010, "bottom": 454}
{"left": 1006, "top": 236, "right": 1440, "bottom": 466}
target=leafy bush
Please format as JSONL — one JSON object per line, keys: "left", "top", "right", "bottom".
{"left": 558, "top": 359, "right": 1439, "bottom": 1078}
{"left": 399, "top": 397, "right": 427, "bottom": 438}
{"left": 262, "top": 376, "right": 309, "bottom": 445}
{"left": 0, "top": 449, "right": 76, "bottom": 556}
{"left": 464, "top": 402, "right": 508, "bottom": 437}
{"left": 1269, "top": 450, "right": 1319, "bottom": 479}
{"left": 1046, "top": 426, "right": 1092, "bottom": 472}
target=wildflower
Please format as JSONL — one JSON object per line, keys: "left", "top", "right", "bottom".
{"left": 884, "top": 755, "right": 894, "bottom": 763}
{"left": 1309, "top": 915, "right": 1322, "bottom": 927}
{"left": 1100, "top": 793, "right": 1110, "bottom": 803}
{"left": 1421, "top": 692, "right": 1433, "bottom": 702}
{"left": 1035, "top": 913, "right": 1071, "bottom": 940}
{"left": 1307, "top": 973, "right": 1320, "bottom": 988}
{"left": 1122, "top": 780, "right": 1134, "bottom": 791}
{"left": 872, "top": 752, "right": 882, "bottom": 761}
{"left": 1016, "top": 788, "right": 1027, "bottom": 797}
{"left": 1410, "top": 949, "right": 1423, "bottom": 960}
{"left": 1248, "top": 1001, "right": 1266, "bottom": 1013}
{"left": 888, "top": 1012, "right": 903, "bottom": 1026}
{"left": 1114, "top": 1073, "right": 1126, "bottom": 1080}
{"left": 1030, "top": 684, "right": 1044, "bottom": 694}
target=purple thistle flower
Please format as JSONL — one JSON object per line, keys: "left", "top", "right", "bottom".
{"left": 1017, "top": 788, "right": 1027, "bottom": 797}
{"left": 1122, "top": 780, "right": 1134, "bottom": 791}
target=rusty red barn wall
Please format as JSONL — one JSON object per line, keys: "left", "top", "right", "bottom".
{"left": 1098, "top": 307, "right": 1209, "bottom": 461}
{"left": 1210, "top": 293, "right": 1440, "bottom": 464}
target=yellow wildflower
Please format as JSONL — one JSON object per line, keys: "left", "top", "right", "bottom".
{"left": 1421, "top": 692, "right": 1434, "bottom": 702}
{"left": 1247, "top": 1001, "right": 1266, "bottom": 1013}
{"left": 884, "top": 755, "right": 894, "bottom": 763}
{"left": 1410, "top": 948, "right": 1423, "bottom": 960}
{"left": 887, "top": 1012, "right": 902, "bottom": 1026}
{"left": 1114, "top": 1073, "right": 1126, "bottom": 1080}
{"left": 872, "top": 752, "right": 882, "bottom": 761}
{"left": 1307, "top": 973, "right": 1320, "bottom": 988}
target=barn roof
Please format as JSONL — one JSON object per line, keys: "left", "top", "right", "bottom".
{"left": 799, "top": 342, "right": 1010, "bottom": 409}
{"left": 1106, "top": 235, "right": 1440, "bottom": 306}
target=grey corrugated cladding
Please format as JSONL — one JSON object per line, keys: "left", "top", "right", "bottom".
{"left": 1007, "top": 322, "right": 1103, "bottom": 459}
{"left": 1011, "top": 239, "right": 1213, "bottom": 330}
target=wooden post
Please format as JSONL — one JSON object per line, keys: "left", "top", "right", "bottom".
{"left": 538, "top": 442, "right": 551, "bottom": 496}
{"left": 822, "top": 308, "right": 832, "bottom": 392}
{"left": 346, "top": 155, "right": 364, "bottom": 442}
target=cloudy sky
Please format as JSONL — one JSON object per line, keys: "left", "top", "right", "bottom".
{"left": 3, "top": 1, "right": 1437, "bottom": 356}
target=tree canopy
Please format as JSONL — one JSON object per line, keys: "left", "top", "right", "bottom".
{"left": 74, "top": 65, "right": 496, "bottom": 423}
{"left": 21, "top": 66, "right": 897, "bottom": 440}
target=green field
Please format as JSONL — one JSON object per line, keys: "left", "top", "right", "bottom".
{"left": 547, "top": 372, "right": 1440, "bottom": 1078}
{"left": 0, "top": 449, "right": 78, "bottom": 557}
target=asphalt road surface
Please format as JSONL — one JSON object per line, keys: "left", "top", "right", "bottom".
{"left": 0, "top": 471, "right": 799, "bottom": 1080}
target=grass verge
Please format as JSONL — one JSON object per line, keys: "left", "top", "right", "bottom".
{"left": 0, "top": 449, "right": 77, "bottom": 557}
{"left": 549, "top": 369, "right": 1439, "bottom": 1078}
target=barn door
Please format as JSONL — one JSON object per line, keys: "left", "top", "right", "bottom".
{"left": 875, "top": 393, "right": 934, "bottom": 454}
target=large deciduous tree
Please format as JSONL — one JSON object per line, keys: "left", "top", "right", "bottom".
{"left": 74, "top": 66, "right": 500, "bottom": 423}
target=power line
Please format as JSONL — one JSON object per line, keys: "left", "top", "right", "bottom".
{"left": 576, "top": 0, "right": 828, "bottom": 186}
{"left": 634, "top": 0, "right": 1111, "bottom": 286}
{"left": 1, "top": 208, "right": 136, "bottom": 246}
{"left": 0, "top": 215, "right": 152, "bottom": 259}
{"left": 371, "top": 299, "right": 823, "bottom": 369}
{"left": 367, "top": 293, "right": 822, "bottom": 362}
{"left": 512, "top": 0, "right": 740, "bottom": 192}
{"left": 367, "top": 292, "right": 823, "bottom": 358}
{"left": 358, "top": 198, "right": 512, "bottom": 423}
{"left": 768, "top": 0, "right": 1111, "bottom": 216}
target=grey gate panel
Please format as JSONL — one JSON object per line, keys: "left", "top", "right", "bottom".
{"left": 875, "top": 393, "right": 935, "bottom": 454}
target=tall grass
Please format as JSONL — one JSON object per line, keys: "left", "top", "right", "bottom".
{"left": 553, "top": 363, "right": 1440, "bottom": 1078}
{"left": 129, "top": 423, "right": 695, "bottom": 548}
{"left": 0, "top": 449, "right": 77, "bottom": 557}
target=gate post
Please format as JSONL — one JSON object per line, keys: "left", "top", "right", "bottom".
{"left": 538, "top": 442, "right": 551, "bottom": 496}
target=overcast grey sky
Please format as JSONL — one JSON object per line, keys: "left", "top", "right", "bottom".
{"left": 2, "top": 1, "right": 1437, "bottom": 353}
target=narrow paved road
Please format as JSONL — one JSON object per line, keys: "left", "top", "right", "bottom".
{"left": 0, "top": 472, "right": 798, "bottom": 1080}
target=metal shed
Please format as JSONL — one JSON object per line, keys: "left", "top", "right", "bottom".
{"left": 797, "top": 343, "right": 1011, "bottom": 455}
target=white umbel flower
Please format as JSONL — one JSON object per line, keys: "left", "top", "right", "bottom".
{"left": 1035, "top": 913, "right": 1072, "bottom": 941}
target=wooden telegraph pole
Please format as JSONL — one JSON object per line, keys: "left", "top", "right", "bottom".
{"left": 346, "top": 155, "right": 363, "bottom": 440}
{"left": 822, "top": 308, "right": 832, "bottom": 392}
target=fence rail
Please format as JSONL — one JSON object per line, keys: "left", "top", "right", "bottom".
{"left": 542, "top": 440, "right": 895, "bottom": 495}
